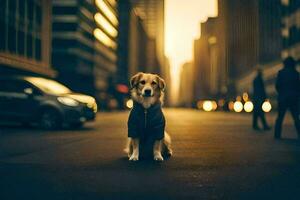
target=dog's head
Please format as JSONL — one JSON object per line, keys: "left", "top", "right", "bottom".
{"left": 130, "top": 72, "right": 165, "bottom": 107}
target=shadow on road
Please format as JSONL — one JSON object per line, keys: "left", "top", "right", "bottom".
{"left": 78, "top": 157, "right": 171, "bottom": 172}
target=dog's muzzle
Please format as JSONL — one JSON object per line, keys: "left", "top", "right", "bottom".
{"left": 143, "top": 89, "right": 153, "bottom": 97}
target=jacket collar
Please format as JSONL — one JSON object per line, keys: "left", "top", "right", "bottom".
{"left": 133, "top": 101, "right": 161, "bottom": 111}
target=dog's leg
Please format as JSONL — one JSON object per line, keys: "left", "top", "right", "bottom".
{"left": 129, "top": 138, "right": 139, "bottom": 161}
{"left": 124, "top": 138, "right": 133, "bottom": 158}
{"left": 164, "top": 132, "right": 173, "bottom": 156}
{"left": 153, "top": 140, "right": 164, "bottom": 161}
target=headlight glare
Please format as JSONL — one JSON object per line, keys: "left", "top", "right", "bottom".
{"left": 57, "top": 97, "right": 79, "bottom": 106}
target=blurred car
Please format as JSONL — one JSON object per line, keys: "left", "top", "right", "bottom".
{"left": 0, "top": 76, "right": 97, "bottom": 129}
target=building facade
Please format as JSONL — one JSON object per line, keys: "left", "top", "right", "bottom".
{"left": 130, "top": 0, "right": 165, "bottom": 75}
{"left": 193, "top": 17, "right": 225, "bottom": 100}
{"left": 179, "top": 61, "right": 194, "bottom": 107}
{"left": 281, "top": 0, "right": 300, "bottom": 59}
{"left": 236, "top": 0, "right": 299, "bottom": 102}
{"left": 52, "top": 0, "right": 118, "bottom": 108}
{"left": 117, "top": 0, "right": 165, "bottom": 80}
{"left": 0, "top": 0, "right": 55, "bottom": 77}
{"left": 116, "top": 0, "right": 168, "bottom": 105}
{"left": 193, "top": 0, "right": 282, "bottom": 101}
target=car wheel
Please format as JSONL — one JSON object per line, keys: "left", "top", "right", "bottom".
{"left": 40, "top": 109, "right": 62, "bottom": 130}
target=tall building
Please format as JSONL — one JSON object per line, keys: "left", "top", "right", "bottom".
{"left": 130, "top": 0, "right": 165, "bottom": 75}
{"left": 117, "top": 1, "right": 148, "bottom": 84}
{"left": 179, "top": 61, "right": 194, "bottom": 107}
{"left": 52, "top": 0, "right": 118, "bottom": 107}
{"left": 116, "top": 0, "right": 167, "bottom": 105}
{"left": 236, "top": 0, "right": 299, "bottom": 100}
{"left": 0, "top": 0, "right": 55, "bottom": 77}
{"left": 193, "top": 0, "right": 282, "bottom": 100}
{"left": 193, "top": 18, "right": 224, "bottom": 100}
{"left": 117, "top": 0, "right": 165, "bottom": 81}
{"left": 281, "top": 0, "right": 300, "bottom": 59}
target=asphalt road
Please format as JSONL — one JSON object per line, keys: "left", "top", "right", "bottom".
{"left": 0, "top": 109, "right": 300, "bottom": 200}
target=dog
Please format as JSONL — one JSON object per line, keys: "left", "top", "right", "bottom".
{"left": 125, "top": 72, "right": 172, "bottom": 161}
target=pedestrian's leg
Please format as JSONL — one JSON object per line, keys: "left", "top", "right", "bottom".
{"left": 289, "top": 102, "right": 300, "bottom": 136}
{"left": 253, "top": 105, "right": 259, "bottom": 130}
{"left": 274, "top": 102, "right": 287, "bottom": 139}
{"left": 259, "top": 111, "right": 270, "bottom": 130}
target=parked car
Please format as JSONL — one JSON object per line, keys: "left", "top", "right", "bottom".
{"left": 0, "top": 76, "right": 97, "bottom": 129}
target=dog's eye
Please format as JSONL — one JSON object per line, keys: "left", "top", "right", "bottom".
{"left": 140, "top": 80, "right": 146, "bottom": 85}
{"left": 151, "top": 81, "right": 157, "bottom": 85}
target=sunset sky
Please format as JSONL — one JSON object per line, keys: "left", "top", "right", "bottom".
{"left": 165, "top": 0, "right": 218, "bottom": 104}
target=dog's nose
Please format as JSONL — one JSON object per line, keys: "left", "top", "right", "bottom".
{"left": 144, "top": 89, "right": 152, "bottom": 97}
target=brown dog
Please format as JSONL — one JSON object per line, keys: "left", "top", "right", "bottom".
{"left": 125, "top": 72, "right": 172, "bottom": 161}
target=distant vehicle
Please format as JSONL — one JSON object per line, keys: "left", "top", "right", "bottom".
{"left": 0, "top": 76, "right": 97, "bottom": 129}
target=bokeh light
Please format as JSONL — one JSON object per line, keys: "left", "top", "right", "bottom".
{"left": 242, "top": 93, "right": 249, "bottom": 102}
{"left": 228, "top": 101, "right": 234, "bottom": 111}
{"left": 244, "top": 101, "right": 254, "bottom": 113}
{"left": 262, "top": 101, "right": 272, "bottom": 112}
{"left": 212, "top": 101, "right": 218, "bottom": 111}
{"left": 233, "top": 101, "right": 243, "bottom": 113}
{"left": 126, "top": 99, "right": 133, "bottom": 109}
{"left": 218, "top": 99, "right": 225, "bottom": 108}
{"left": 196, "top": 100, "right": 203, "bottom": 109}
{"left": 203, "top": 101, "right": 213, "bottom": 112}
{"left": 236, "top": 96, "right": 242, "bottom": 101}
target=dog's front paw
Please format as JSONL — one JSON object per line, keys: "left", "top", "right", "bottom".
{"left": 154, "top": 154, "right": 164, "bottom": 161}
{"left": 166, "top": 149, "right": 173, "bottom": 157}
{"left": 129, "top": 155, "right": 139, "bottom": 161}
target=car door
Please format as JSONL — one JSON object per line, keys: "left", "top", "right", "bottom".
{"left": 1, "top": 79, "right": 41, "bottom": 122}
{"left": 0, "top": 80, "right": 12, "bottom": 119}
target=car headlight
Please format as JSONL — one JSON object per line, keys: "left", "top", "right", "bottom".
{"left": 57, "top": 97, "right": 79, "bottom": 106}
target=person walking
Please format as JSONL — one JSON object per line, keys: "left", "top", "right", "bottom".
{"left": 274, "top": 56, "right": 300, "bottom": 139}
{"left": 252, "top": 68, "right": 271, "bottom": 130}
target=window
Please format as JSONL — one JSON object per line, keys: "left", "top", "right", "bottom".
{"left": 27, "top": 0, "right": 34, "bottom": 22}
{"left": 26, "top": 33, "right": 33, "bottom": 58}
{"left": 289, "top": 26, "right": 297, "bottom": 46}
{"left": 52, "top": 6, "right": 77, "bottom": 15}
{"left": 17, "top": 30, "right": 25, "bottom": 55}
{"left": 19, "top": 0, "right": 25, "bottom": 19}
{"left": 8, "top": 25, "right": 16, "bottom": 53}
{"left": 12, "top": 81, "right": 33, "bottom": 93}
{"left": 0, "top": 80, "right": 31, "bottom": 93}
{"left": 0, "top": 20, "right": 5, "bottom": 51}
{"left": 26, "top": 77, "right": 72, "bottom": 95}
{"left": 35, "top": 38, "right": 41, "bottom": 60}
{"left": 36, "top": 4, "right": 42, "bottom": 27}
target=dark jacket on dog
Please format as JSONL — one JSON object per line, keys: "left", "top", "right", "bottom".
{"left": 128, "top": 101, "right": 165, "bottom": 141}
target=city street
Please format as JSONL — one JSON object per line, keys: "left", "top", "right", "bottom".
{"left": 0, "top": 109, "right": 300, "bottom": 200}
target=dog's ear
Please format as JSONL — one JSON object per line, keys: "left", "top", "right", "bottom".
{"left": 156, "top": 75, "right": 166, "bottom": 91}
{"left": 130, "top": 72, "right": 143, "bottom": 89}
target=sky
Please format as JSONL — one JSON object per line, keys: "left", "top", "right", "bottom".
{"left": 165, "top": 0, "right": 218, "bottom": 104}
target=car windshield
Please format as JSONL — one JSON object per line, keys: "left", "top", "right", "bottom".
{"left": 25, "top": 77, "right": 72, "bottom": 95}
